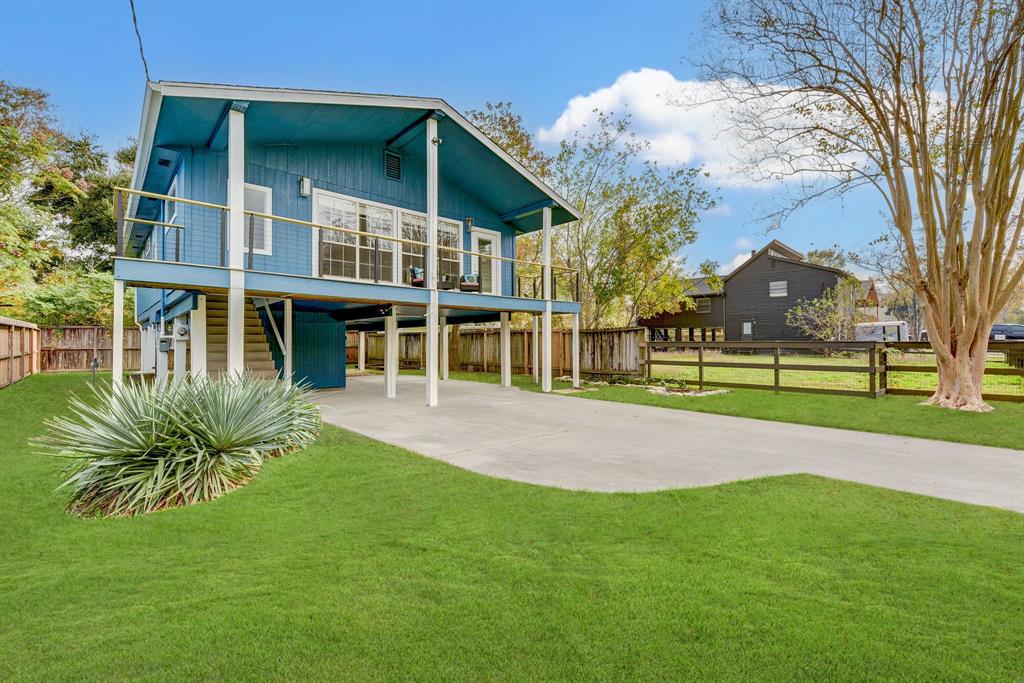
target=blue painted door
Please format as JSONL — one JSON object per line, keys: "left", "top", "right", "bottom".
{"left": 293, "top": 312, "right": 346, "bottom": 388}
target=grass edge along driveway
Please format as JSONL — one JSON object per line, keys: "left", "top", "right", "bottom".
{"left": 404, "top": 369, "right": 1024, "bottom": 451}
{"left": 3, "top": 373, "right": 1023, "bottom": 681}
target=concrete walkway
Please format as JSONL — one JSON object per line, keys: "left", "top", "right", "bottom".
{"left": 317, "top": 376, "right": 1024, "bottom": 512}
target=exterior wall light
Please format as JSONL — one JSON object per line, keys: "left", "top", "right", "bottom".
{"left": 299, "top": 177, "right": 312, "bottom": 197}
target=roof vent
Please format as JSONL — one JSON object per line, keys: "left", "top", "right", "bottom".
{"left": 384, "top": 150, "right": 402, "bottom": 181}
{"left": 157, "top": 158, "right": 172, "bottom": 167}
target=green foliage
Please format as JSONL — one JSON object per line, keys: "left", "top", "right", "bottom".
{"left": 0, "top": 203, "right": 60, "bottom": 296}
{"left": 15, "top": 268, "right": 134, "bottom": 326}
{"left": 467, "top": 103, "right": 716, "bottom": 327}
{"left": 34, "top": 376, "right": 321, "bottom": 517}
{"left": 0, "top": 81, "right": 60, "bottom": 199}
{"left": 785, "top": 277, "right": 864, "bottom": 341}
{"left": 552, "top": 111, "right": 716, "bottom": 326}
{"left": 805, "top": 244, "right": 849, "bottom": 270}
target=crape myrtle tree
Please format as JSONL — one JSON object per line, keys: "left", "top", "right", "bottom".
{"left": 468, "top": 103, "right": 717, "bottom": 328}
{"left": 703, "top": 0, "right": 1024, "bottom": 411}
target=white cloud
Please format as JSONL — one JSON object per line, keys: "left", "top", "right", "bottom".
{"left": 539, "top": 68, "right": 852, "bottom": 189}
{"left": 734, "top": 236, "right": 753, "bottom": 250}
{"left": 719, "top": 251, "right": 752, "bottom": 275}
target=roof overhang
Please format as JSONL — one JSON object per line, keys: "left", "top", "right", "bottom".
{"left": 130, "top": 81, "right": 579, "bottom": 232}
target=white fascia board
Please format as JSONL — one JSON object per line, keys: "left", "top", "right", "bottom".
{"left": 152, "top": 81, "right": 580, "bottom": 222}
{"left": 128, "top": 83, "right": 163, "bottom": 218}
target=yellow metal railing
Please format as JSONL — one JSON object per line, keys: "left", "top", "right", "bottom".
{"left": 114, "top": 186, "right": 578, "bottom": 301}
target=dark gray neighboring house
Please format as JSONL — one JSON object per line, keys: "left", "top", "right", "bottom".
{"left": 640, "top": 240, "right": 845, "bottom": 341}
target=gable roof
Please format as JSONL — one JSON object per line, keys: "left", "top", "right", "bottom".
{"left": 724, "top": 239, "right": 846, "bottom": 281}
{"left": 681, "top": 277, "right": 722, "bottom": 297}
{"left": 129, "top": 81, "right": 579, "bottom": 232}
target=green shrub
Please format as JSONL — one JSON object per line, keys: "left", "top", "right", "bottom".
{"left": 35, "top": 376, "right": 321, "bottom": 517}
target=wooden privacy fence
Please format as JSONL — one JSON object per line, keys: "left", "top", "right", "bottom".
{"left": 39, "top": 326, "right": 142, "bottom": 373}
{"left": 1, "top": 317, "right": 40, "bottom": 389}
{"left": 641, "top": 340, "right": 1024, "bottom": 402}
{"left": 356, "top": 327, "right": 643, "bottom": 376}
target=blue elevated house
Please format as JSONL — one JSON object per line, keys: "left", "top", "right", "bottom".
{"left": 111, "top": 81, "right": 582, "bottom": 405}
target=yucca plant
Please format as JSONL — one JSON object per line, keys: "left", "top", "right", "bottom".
{"left": 35, "top": 375, "right": 321, "bottom": 517}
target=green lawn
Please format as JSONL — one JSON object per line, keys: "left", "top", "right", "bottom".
{"left": 411, "top": 370, "right": 1024, "bottom": 450}
{"left": 3, "top": 373, "right": 1022, "bottom": 681}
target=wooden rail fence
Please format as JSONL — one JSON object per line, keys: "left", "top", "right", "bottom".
{"left": 641, "top": 340, "right": 1024, "bottom": 402}
{"left": 1, "top": 317, "right": 41, "bottom": 389}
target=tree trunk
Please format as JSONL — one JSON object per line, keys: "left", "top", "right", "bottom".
{"left": 925, "top": 332, "right": 992, "bottom": 412}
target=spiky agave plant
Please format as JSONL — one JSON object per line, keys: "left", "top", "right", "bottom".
{"left": 35, "top": 375, "right": 321, "bottom": 517}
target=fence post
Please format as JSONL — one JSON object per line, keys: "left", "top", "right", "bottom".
{"left": 878, "top": 343, "right": 888, "bottom": 395}
{"left": 773, "top": 346, "right": 781, "bottom": 392}
{"left": 482, "top": 332, "right": 488, "bottom": 373}
{"left": 868, "top": 345, "right": 878, "bottom": 397}
{"left": 698, "top": 344, "right": 705, "bottom": 391}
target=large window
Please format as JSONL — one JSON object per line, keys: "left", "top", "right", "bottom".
{"left": 769, "top": 280, "right": 788, "bottom": 298}
{"left": 314, "top": 188, "right": 463, "bottom": 286}
{"left": 244, "top": 184, "right": 273, "bottom": 255}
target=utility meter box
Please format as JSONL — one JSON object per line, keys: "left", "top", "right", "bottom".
{"left": 173, "top": 321, "right": 190, "bottom": 341}
{"left": 159, "top": 339, "right": 172, "bottom": 353}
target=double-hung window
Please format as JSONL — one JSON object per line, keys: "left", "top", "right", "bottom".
{"left": 400, "top": 213, "right": 427, "bottom": 283}
{"left": 358, "top": 204, "right": 394, "bottom": 281}
{"left": 243, "top": 184, "right": 273, "bottom": 256}
{"left": 438, "top": 219, "right": 461, "bottom": 285}
{"left": 769, "top": 280, "right": 788, "bottom": 298}
{"left": 318, "top": 194, "right": 358, "bottom": 278}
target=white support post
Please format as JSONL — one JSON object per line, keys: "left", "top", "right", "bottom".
{"left": 440, "top": 315, "right": 449, "bottom": 380}
{"left": 172, "top": 314, "right": 188, "bottom": 385}
{"left": 283, "top": 299, "right": 293, "bottom": 386}
{"left": 572, "top": 312, "right": 581, "bottom": 389}
{"left": 226, "top": 104, "right": 246, "bottom": 376}
{"left": 541, "top": 206, "right": 553, "bottom": 393}
{"left": 112, "top": 280, "right": 124, "bottom": 387}
{"left": 385, "top": 310, "right": 398, "bottom": 398}
{"left": 500, "top": 312, "right": 511, "bottom": 387}
{"left": 155, "top": 317, "right": 169, "bottom": 386}
{"left": 190, "top": 295, "right": 207, "bottom": 380}
{"left": 357, "top": 331, "right": 366, "bottom": 372}
{"left": 542, "top": 302, "right": 552, "bottom": 393}
{"left": 426, "top": 292, "right": 439, "bottom": 406}
{"left": 532, "top": 315, "right": 539, "bottom": 383}
{"left": 425, "top": 116, "right": 440, "bottom": 407}
{"left": 140, "top": 325, "right": 155, "bottom": 376}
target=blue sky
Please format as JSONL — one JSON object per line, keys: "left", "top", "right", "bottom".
{"left": 2, "top": 0, "right": 884, "bottom": 273}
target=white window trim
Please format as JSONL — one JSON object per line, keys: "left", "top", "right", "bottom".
{"left": 310, "top": 186, "right": 464, "bottom": 286}
{"left": 244, "top": 183, "right": 273, "bottom": 256}
{"left": 470, "top": 226, "right": 503, "bottom": 296}
{"left": 769, "top": 280, "right": 788, "bottom": 298}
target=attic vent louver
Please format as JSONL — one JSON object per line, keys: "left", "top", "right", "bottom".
{"left": 384, "top": 150, "right": 402, "bottom": 181}
{"left": 157, "top": 158, "right": 171, "bottom": 167}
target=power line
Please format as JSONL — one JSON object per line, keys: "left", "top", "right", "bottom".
{"left": 128, "top": 0, "right": 151, "bottom": 83}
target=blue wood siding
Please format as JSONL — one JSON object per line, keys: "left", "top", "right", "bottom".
{"left": 170, "top": 142, "right": 519, "bottom": 294}
{"left": 264, "top": 310, "right": 346, "bottom": 389}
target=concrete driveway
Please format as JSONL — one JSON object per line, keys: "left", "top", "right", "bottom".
{"left": 317, "top": 375, "right": 1024, "bottom": 512}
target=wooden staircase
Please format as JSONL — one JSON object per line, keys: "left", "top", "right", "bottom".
{"left": 204, "top": 295, "right": 279, "bottom": 380}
